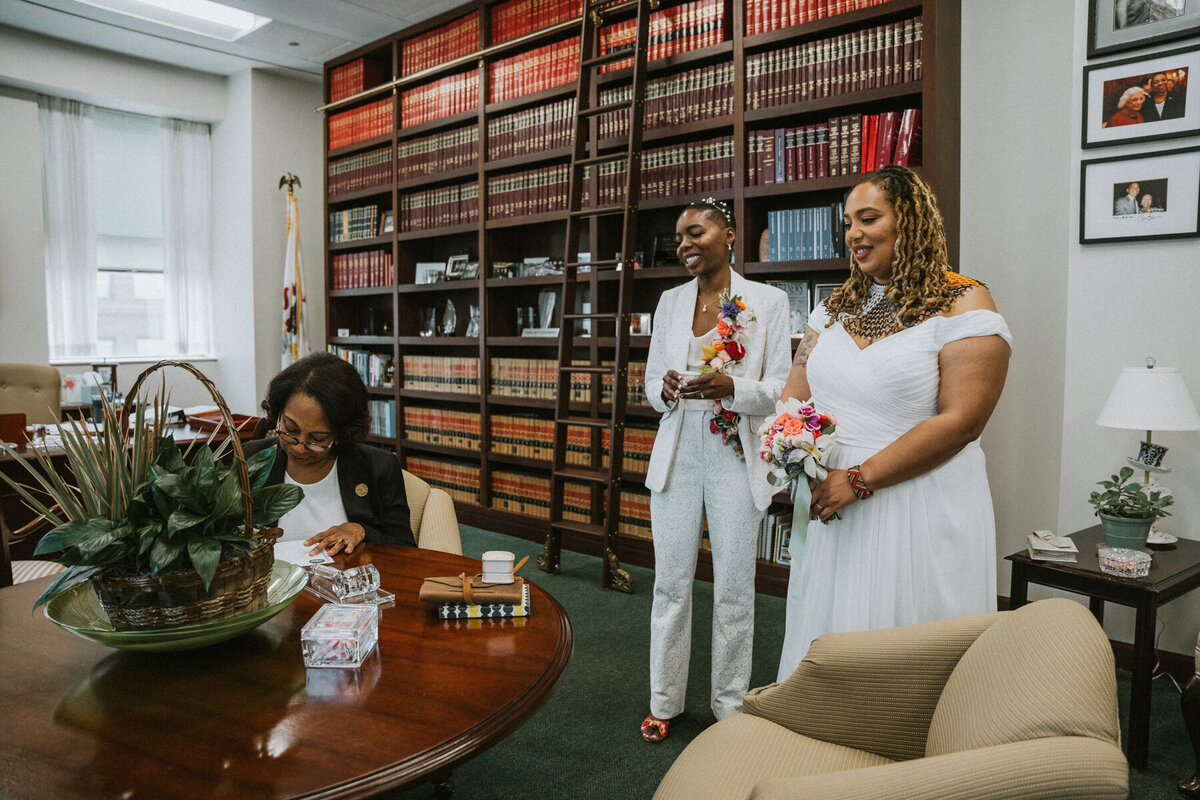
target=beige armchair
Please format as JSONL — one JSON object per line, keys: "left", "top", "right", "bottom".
{"left": 0, "top": 363, "right": 61, "bottom": 425}
{"left": 403, "top": 469, "right": 461, "bottom": 555}
{"left": 654, "top": 598, "right": 1127, "bottom": 800}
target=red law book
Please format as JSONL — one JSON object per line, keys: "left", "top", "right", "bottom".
{"left": 874, "top": 110, "right": 900, "bottom": 167}
{"left": 861, "top": 113, "right": 877, "bottom": 172}
{"left": 761, "top": 129, "right": 776, "bottom": 185}
{"left": 893, "top": 108, "right": 922, "bottom": 166}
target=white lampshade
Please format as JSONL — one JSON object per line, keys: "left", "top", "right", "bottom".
{"left": 1096, "top": 360, "right": 1200, "bottom": 431}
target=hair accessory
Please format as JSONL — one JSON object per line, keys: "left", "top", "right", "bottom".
{"left": 699, "top": 196, "right": 730, "bottom": 217}
{"left": 847, "top": 465, "right": 874, "bottom": 500}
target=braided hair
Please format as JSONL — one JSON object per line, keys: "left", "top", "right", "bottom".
{"left": 824, "top": 165, "right": 958, "bottom": 329}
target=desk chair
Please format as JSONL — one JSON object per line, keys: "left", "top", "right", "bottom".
{"left": 0, "top": 364, "right": 61, "bottom": 425}
{"left": 655, "top": 598, "right": 1127, "bottom": 800}
{"left": 403, "top": 469, "right": 461, "bottom": 555}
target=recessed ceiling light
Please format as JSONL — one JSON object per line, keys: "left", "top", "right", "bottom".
{"left": 72, "top": 0, "right": 271, "bottom": 42}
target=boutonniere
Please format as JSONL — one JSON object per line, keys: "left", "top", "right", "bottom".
{"left": 700, "top": 290, "right": 756, "bottom": 461}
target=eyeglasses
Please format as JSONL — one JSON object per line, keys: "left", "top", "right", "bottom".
{"left": 272, "top": 429, "right": 335, "bottom": 454}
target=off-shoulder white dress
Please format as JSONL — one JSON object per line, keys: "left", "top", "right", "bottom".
{"left": 777, "top": 302, "right": 1012, "bottom": 681}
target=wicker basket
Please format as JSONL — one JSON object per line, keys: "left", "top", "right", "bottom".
{"left": 90, "top": 360, "right": 280, "bottom": 632}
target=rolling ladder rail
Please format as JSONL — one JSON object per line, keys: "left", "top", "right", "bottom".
{"left": 536, "top": 0, "right": 655, "bottom": 591}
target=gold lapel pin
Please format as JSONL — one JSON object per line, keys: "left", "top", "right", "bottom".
{"left": 355, "top": 483, "right": 368, "bottom": 497}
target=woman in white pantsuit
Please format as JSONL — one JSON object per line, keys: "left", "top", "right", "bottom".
{"left": 640, "top": 199, "right": 792, "bottom": 742}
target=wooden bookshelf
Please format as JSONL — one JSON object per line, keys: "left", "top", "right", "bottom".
{"left": 323, "top": 0, "right": 960, "bottom": 597}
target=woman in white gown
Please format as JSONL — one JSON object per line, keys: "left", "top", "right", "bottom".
{"left": 777, "top": 165, "right": 1011, "bottom": 681}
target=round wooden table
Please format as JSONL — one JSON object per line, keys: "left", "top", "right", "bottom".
{"left": 0, "top": 546, "right": 573, "bottom": 799}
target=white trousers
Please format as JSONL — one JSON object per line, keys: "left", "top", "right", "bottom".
{"left": 649, "top": 409, "right": 763, "bottom": 721}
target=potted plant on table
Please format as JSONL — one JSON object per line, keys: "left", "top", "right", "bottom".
{"left": 0, "top": 361, "right": 303, "bottom": 630}
{"left": 1088, "top": 465, "right": 1173, "bottom": 551}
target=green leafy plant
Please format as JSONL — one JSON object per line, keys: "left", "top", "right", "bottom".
{"left": 1, "top": 398, "right": 301, "bottom": 610}
{"left": 1088, "top": 466, "right": 1173, "bottom": 520}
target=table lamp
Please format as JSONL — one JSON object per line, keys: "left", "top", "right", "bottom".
{"left": 1096, "top": 357, "right": 1200, "bottom": 532}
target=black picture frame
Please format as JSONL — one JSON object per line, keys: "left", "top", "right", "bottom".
{"left": 90, "top": 362, "right": 117, "bottom": 392}
{"left": 1088, "top": 0, "right": 1200, "bottom": 59}
{"left": 1082, "top": 43, "right": 1199, "bottom": 149}
{"left": 1079, "top": 145, "right": 1200, "bottom": 244}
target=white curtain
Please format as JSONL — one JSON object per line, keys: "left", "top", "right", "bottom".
{"left": 160, "top": 118, "right": 213, "bottom": 355}
{"left": 39, "top": 96, "right": 98, "bottom": 359}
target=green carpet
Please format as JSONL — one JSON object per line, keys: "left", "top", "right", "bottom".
{"left": 390, "top": 526, "right": 1194, "bottom": 800}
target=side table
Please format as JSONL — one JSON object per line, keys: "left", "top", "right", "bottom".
{"left": 1007, "top": 524, "right": 1200, "bottom": 770}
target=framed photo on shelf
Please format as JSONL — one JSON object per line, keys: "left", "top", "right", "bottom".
{"left": 630, "top": 312, "right": 653, "bottom": 336}
{"left": 461, "top": 261, "right": 479, "bottom": 279}
{"left": 491, "top": 262, "right": 515, "bottom": 279}
{"left": 90, "top": 362, "right": 117, "bottom": 392}
{"left": 445, "top": 254, "right": 469, "bottom": 279}
{"left": 1080, "top": 145, "right": 1200, "bottom": 244}
{"left": 766, "top": 280, "right": 811, "bottom": 335}
{"left": 415, "top": 262, "right": 444, "bottom": 284}
{"left": 815, "top": 283, "right": 840, "bottom": 309}
{"left": 381, "top": 211, "right": 394, "bottom": 234}
{"left": 1088, "top": 0, "right": 1200, "bottom": 58}
{"left": 1082, "top": 44, "right": 1199, "bottom": 149}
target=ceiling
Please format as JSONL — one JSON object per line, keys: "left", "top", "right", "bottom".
{"left": 0, "top": 0, "right": 464, "bottom": 78}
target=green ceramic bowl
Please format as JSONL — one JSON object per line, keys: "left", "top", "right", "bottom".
{"left": 43, "top": 561, "right": 308, "bottom": 652}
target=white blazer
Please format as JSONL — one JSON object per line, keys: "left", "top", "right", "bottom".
{"left": 643, "top": 269, "right": 792, "bottom": 511}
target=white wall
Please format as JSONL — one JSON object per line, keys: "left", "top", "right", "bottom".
{"left": 0, "top": 27, "right": 322, "bottom": 414}
{"left": 963, "top": 0, "right": 1200, "bottom": 655}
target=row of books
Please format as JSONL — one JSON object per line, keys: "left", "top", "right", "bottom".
{"left": 401, "top": 70, "right": 478, "bottom": 130}
{"left": 758, "top": 509, "right": 795, "bottom": 565}
{"left": 328, "top": 147, "right": 392, "bottom": 197}
{"left": 745, "top": 108, "right": 920, "bottom": 186}
{"left": 397, "top": 126, "right": 478, "bottom": 181}
{"left": 402, "top": 11, "right": 478, "bottom": 77}
{"left": 488, "top": 36, "right": 579, "bottom": 105}
{"left": 398, "top": 182, "right": 479, "bottom": 232}
{"left": 618, "top": 489, "right": 653, "bottom": 539}
{"left": 404, "top": 456, "right": 481, "bottom": 503}
{"left": 328, "top": 98, "right": 393, "bottom": 151}
{"left": 745, "top": 17, "right": 922, "bottom": 110}
{"left": 402, "top": 406, "right": 482, "bottom": 451}
{"left": 330, "top": 250, "right": 393, "bottom": 290}
{"left": 328, "top": 204, "right": 384, "bottom": 244}
{"left": 487, "top": 97, "right": 575, "bottom": 161}
{"left": 486, "top": 164, "right": 572, "bottom": 219}
{"left": 401, "top": 355, "right": 481, "bottom": 394}
{"left": 488, "top": 358, "right": 650, "bottom": 404}
{"left": 490, "top": 0, "right": 578, "bottom": 46}
{"left": 766, "top": 204, "right": 847, "bottom": 263}
{"left": 600, "top": 0, "right": 727, "bottom": 73}
{"left": 592, "top": 136, "right": 734, "bottom": 206}
{"left": 328, "top": 346, "right": 393, "bottom": 388}
{"left": 747, "top": 0, "right": 898, "bottom": 37}
{"left": 329, "top": 57, "right": 387, "bottom": 104}
{"left": 490, "top": 414, "right": 656, "bottom": 473}
{"left": 368, "top": 399, "right": 396, "bottom": 438}
{"left": 491, "top": 470, "right": 579, "bottom": 519}
{"left": 597, "top": 62, "right": 734, "bottom": 140}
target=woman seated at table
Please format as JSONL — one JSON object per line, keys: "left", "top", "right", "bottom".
{"left": 244, "top": 352, "right": 415, "bottom": 553}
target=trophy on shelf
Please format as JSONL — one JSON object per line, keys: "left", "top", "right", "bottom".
{"left": 465, "top": 304, "right": 480, "bottom": 338}
{"left": 420, "top": 307, "right": 436, "bottom": 338}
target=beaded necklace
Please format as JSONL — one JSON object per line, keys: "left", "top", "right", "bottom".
{"left": 841, "top": 272, "right": 982, "bottom": 343}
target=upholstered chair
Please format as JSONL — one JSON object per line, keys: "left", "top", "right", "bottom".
{"left": 654, "top": 598, "right": 1127, "bottom": 800}
{"left": 0, "top": 363, "right": 61, "bottom": 424}
{"left": 402, "top": 469, "right": 462, "bottom": 555}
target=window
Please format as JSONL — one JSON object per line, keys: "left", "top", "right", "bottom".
{"left": 39, "top": 97, "right": 212, "bottom": 360}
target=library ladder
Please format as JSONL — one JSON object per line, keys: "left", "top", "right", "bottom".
{"left": 536, "top": 0, "right": 655, "bottom": 592}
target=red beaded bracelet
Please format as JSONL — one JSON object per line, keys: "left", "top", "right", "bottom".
{"left": 847, "top": 465, "right": 874, "bottom": 500}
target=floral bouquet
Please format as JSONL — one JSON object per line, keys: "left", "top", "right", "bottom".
{"left": 697, "top": 289, "right": 756, "bottom": 460}
{"left": 757, "top": 397, "right": 838, "bottom": 518}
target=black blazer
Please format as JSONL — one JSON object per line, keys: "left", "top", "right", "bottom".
{"left": 243, "top": 439, "right": 416, "bottom": 547}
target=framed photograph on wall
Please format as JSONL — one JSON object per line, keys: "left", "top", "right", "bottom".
{"left": 1082, "top": 44, "right": 1199, "bottom": 148}
{"left": 1088, "top": 0, "right": 1200, "bottom": 59}
{"left": 1079, "top": 145, "right": 1200, "bottom": 243}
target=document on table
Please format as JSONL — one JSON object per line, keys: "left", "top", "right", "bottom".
{"left": 274, "top": 539, "right": 334, "bottom": 567}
